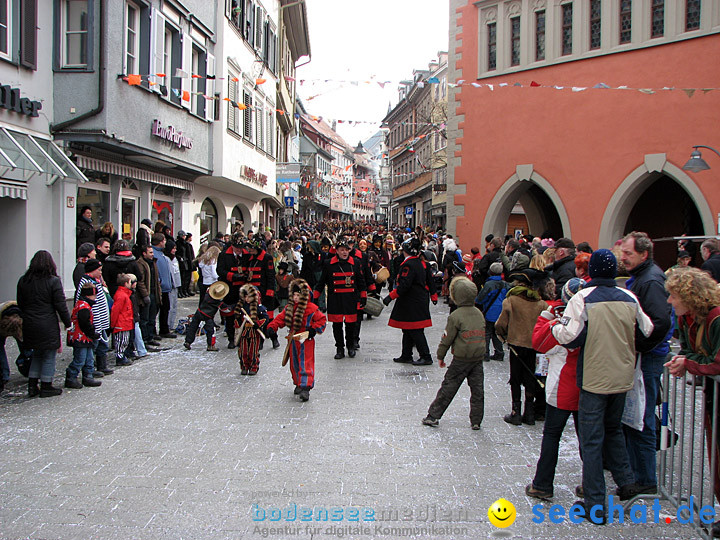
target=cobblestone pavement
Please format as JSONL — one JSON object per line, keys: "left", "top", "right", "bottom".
{"left": 0, "top": 297, "right": 701, "bottom": 539}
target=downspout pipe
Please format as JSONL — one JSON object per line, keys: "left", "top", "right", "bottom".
{"left": 51, "top": 0, "right": 105, "bottom": 133}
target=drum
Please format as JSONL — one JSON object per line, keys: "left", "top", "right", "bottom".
{"left": 363, "top": 296, "right": 384, "bottom": 317}
{"left": 374, "top": 267, "right": 390, "bottom": 284}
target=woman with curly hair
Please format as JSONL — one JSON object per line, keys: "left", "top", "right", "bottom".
{"left": 665, "top": 267, "right": 720, "bottom": 537}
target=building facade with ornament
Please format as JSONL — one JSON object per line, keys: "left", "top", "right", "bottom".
{"left": 385, "top": 55, "right": 448, "bottom": 230}
{"left": 448, "top": 0, "right": 720, "bottom": 266}
{"left": 298, "top": 112, "right": 333, "bottom": 221}
{"left": 351, "top": 142, "right": 377, "bottom": 221}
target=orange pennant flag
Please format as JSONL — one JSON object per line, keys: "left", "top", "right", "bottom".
{"left": 237, "top": 103, "right": 247, "bottom": 110}
{"left": 182, "top": 90, "right": 190, "bottom": 102}
{"left": 345, "top": 165, "right": 352, "bottom": 171}
{"left": 155, "top": 73, "right": 166, "bottom": 78}
{"left": 149, "top": 82, "right": 157, "bottom": 86}
{"left": 255, "top": 78, "right": 267, "bottom": 85}
{"left": 276, "top": 109, "right": 284, "bottom": 115}
{"left": 192, "top": 74, "right": 202, "bottom": 79}
{"left": 127, "top": 74, "right": 142, "bottom": 86}
{"left": 232, "top": 77, "right": 240, "bottom": 82}
{"left": 223, "top": 97, "right": 232, "bottom": 101}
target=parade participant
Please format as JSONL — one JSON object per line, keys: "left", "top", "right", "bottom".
{"left": 65, "top": 284, "right": 102, "bottom": 389}
{"left": 183, "top": 281, "right": 229, "bottom": 352}
{"left": 525, "top": 278, "right": 584, "bottom": 500}
{"left": 495, "top": 268, "right": 549, "bottom": 426}
{"left": 423, "top": 276, "right": 486, "bottom": 429}
{"left": 217, "top": 232, "right": 248, "bottom": 348}
{"left": 348, "top": 237, "right": 374, "bottom": 349}
{"left": 242, "top": 238, "right": 279, "bottom": 349}
{"left": 235, "top": 284, "right": 269, "bottom": 376}
{"left": 276, "top": 262, "right": 292, "bottom": 311}
{"left": 664, "top": 267, "right": 720, "bottom": 538}
{"left": 111, "top": 274, "right": 136, "bottom": 367}
{"left": 267, "top": 279, "right": 327, "bottom": 402}
{"left": 383, "top": 238, "right": 438, "bottom": 366}
{"left": 314, "top": 238, "right": 366, "bottom": 359}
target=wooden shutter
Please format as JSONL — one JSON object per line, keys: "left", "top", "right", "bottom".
{"left": 205, "top": 53, "right": 215, "bottom": 122}
{"left": 20, "top": 0, "right": 37, "bottom": 69}
{"left": 228, "top": 76, "right": 237, "bottom": 133}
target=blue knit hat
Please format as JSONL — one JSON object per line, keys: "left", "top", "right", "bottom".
{"left": 561, "top": 277, "right": 585, "bottom": 304}
{"left": 589, "top": 249, "right": 617, "bottom": 279}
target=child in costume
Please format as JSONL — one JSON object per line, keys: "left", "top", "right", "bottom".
{"left": 183, "top": 281, "right": 229, "bottom": 351}
{"left": 65, "top": 283, "right": 102, "bottom": 389}
{"left": 267, "top": 278, "right": 326, "bottom": 401}
{"left": 235, "top": 284, "right": 269, "bottom": 375}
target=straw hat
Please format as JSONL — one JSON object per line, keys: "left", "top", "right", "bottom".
{"left": 208, "top": 281, "right": 230, "bottom": 300}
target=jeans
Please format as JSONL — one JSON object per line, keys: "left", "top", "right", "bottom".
{"left": 28, "top": 349, "right": 57, "bottom": 383}
{"left": 167, "top": 288, "right": 178, "bottom": 331}
{"left": 624, "top": 352, "right": 666, "bottom": 487}
{"left": 0, "top": 335, "right": 9, "bottom": 382}
{"left": 579, "top": 389, "right": 636, "bottom": 511}
{"left": 93, "top": 331, "right": 109, "bottom": 364}
{"left": 67, "top": 346, "right": 95, "bottom": 379}
{"left": 133, "top": 323, "right": 147, "bottom": 356}
{"left": 532, "top": 405, "right": 580, "bottom": 493}
{"left": 427, "top": 358, "right": 485, "bottom": 425}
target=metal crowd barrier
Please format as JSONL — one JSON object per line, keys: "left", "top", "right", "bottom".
{"left": 653, "top": 368, "right": 720, "bottom": 540}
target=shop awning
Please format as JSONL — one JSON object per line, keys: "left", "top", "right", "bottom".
{"left": 0, "top": 127, "right": 89, "bottom": 197}
{"left": 76, "top": 155, "right": 194, "bottom": 191}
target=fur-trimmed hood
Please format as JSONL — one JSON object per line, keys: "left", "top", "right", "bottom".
{"left": 285, "top": 278, "right": 311, "bottom": 332}
{"left": 237, "top": 284, "right": 260, "bottom": 321}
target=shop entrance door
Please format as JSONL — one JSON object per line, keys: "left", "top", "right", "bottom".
{"left": 121, "top": 197, "right": 139, "bottom": 246}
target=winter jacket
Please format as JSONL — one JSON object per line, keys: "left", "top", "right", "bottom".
{"left": 110, "top": 286, "right": 135, "bottom": 333}
{"left": 76, "top": 216, "right": 95, "bottom": 248}
{"left": 276, "top": 273, "right": 293, "bottom": 300}
{"left": 626, "top": 259, "right": 673, "bottom": 355}
{"left": 167, "top": 256, "right": 182, "bottom": 289}
{"left": 103, "top": 252, "right": 141, "bottom": 297}
{"left": 475, "top": 276, "right": 509, "bottom": 323}
{"left": 135, "top": 223, "right": 153, "bottom": 251}
{"left": 76, "top": 275, "right": 110, "bottom": 332}
{"left": 547, "top": 256, "right": 577, "bottom": 299}
{"left": 437, "top": 278, "right": 486, "bottom": 362}
{"left": 532, "top": 300, "right": 579, "bottom": 410}
{"left": 501, "top": 250, "right": 530, "bottom": 274}
{"left": 0, "top": 301, "right": 22, "bottom": 340}
{"left": 68, "top": 297, "right": 100, "bottom": 347}
{"left": 314, "top": 254, "right": 367, "bottom": 323}
{"left": 676, "top": 308, "right": 720, "bottom": 376}
{"left": 475, "top": 248, "right": 503, "bottom": 284}
{"left": 495, "top": 288, "right": 548, "bottom": 349}
{"left": 551, "top": 278, "right": 653, "bottom": 395}
{"left": 242, "top": 250, "right": 276, "bottom": 306}
{"left": 135, "top": 256, "right": 161, "bottom": 304}
{"left": 702, "top": 253, "right": 720, "bottom": 283}
{"left": 16, "top": 275, "right": 71, "bottom": 350}
{"left": 153, "top": 246, "right": 172, "bottom": 293}
{"left": 387, "top": 256, "right": 437, "bottom": 330}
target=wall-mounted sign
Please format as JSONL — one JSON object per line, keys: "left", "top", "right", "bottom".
{"left": 284, "top": 196, "right": 295, "bottom": 207}
{"left": 277, "top": 162, "right": 301, "bottom": 183}
{"left": 151, "top": 119, "right": 193, "bottom": 149}
{"left": 242, "top": 165, "right": 269, "bottom": 187}
{"left": 66, "top": 196, "right": 75, "bottom": 208}
{"left": 405, "top": 206, "right": 414, "bottom": 216}
{"left": 0, "top": 85, "right": 42, "bottom": 117}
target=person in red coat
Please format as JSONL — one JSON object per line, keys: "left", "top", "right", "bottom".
{"left": 267, "top": 279, "right": 326, "bottom": 402}
{"left": 111, "top": 274, "right": 136, "bottom": 366}
{"left": 383, "top": 238, "right": 438, "bottom": 366}
{"left": 525, "top": 277, "right": 584, "bottom": 500}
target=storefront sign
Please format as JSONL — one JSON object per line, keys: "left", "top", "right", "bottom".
{"left": 0, "top": 85, "right": 42, "bottom": 117}
{"left": 276, "top": 163, "right": 301, "bottom": 183}
{"left": 151, "top": 119, "right": 193, "bottom": 149}
{"left": 242, "top": 166, "right": 269, "bottom": 187}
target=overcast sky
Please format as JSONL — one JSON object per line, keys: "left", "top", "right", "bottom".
{"left": 296, "top": 0, "right": 450, "bottom": 147}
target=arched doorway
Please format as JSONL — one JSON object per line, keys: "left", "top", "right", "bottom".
{"left": 482, "top": 167, "right": 571, "bottom": 241}
{"left": 599, "top": 155, "right": 714, "bottom": 269}
{"left": 200, "top": 198, "right": 218, "bottom": 243}
{"left": 231, "top": 205, "right": 244, "bottom": 234}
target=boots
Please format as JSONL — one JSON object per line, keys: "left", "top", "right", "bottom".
{"left": 28, "top": 377, "right": 39, "bottom": 398}
{"left": 522, "top": 396, "right": 536, "bottom": 426}
{"left": 96, "top": 356, "right": 114, "bottom": 375}
{"left": 271, "top": 336, "right": 280, "bottom": 349}
{"left": 504, "top": 401, "right": 522, "bottom": 425}
{"left": 334, "top": 347, "right": 345, "bottom": 359}
{"left": 39, "top": 381, "right": 63, "bottom": 398}
{"left": 64, "top": 377, "right": 83, "bottom": 389}
{"left": 82, "top": 376, "right": 102, "bottom": 387}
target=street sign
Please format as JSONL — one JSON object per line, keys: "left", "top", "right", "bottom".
{"left": 284, "top": 196, "right": 295, "bottom": 207}
{"left": 277, "top": 162, "right": 301, "bottom": 183}
{"left": 405, "top": 206, "right": 414, "bottom": 215}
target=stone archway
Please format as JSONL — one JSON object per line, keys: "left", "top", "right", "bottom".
{"left": 598, "top": 154, "right": 714, "bottom": 249}
{"left": 481, "top": 165, "right": 572, "bottom": 240}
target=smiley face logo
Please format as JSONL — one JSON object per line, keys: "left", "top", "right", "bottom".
{"left": 488, "top": 498, "right": 516, "bottom": 528}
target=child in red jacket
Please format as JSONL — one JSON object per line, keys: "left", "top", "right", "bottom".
{"left": 111, "top": 274, "right": 136, "bottom": 367}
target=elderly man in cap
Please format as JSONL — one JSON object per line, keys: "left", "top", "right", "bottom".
{"left": 314, "top": 238, "right": 366, "bottom": 359}
{"left": 547, "top": 237, "right": 577, "bottom": 298}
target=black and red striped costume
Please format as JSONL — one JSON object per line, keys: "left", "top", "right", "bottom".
{"left": 217, "top": 245, "right": 248, "bottom": 345}
{"left": 242, "top": 249, "right": 276, "bottom": 317}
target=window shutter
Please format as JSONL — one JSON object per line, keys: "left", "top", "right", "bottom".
{"left": 180, "top": 32, "right": 191, "bottom": 109}
{"left": 255, "top": 6, "right": 264, "bottom": 55}
{"left": 205, "top": 53, "right": 215, "bottom": 122}
{"left": 228, "top": 76, "right": 237, "bottom": 133}
{"left": 151, "top": 8, "right": 166, "bottom": 93}
{"left": 20, "top": 0, "right": 37, "bottom": 69}
{"left": 243, "top": 90, "right": 252, "bottom": 140}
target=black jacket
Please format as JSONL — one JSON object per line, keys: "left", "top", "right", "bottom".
{"left": 702, "top": 253, "right": 720, "bottom": 283}
{"left": 388, "top": 256, "right": 436, "bottom": 329}
{"left": 76, "top": 216, "right": 95, "bottom": 248}
{"left": 548, "top": 256, "right": 576, "bottom": 298}
{"left": 103, "top": 253, "right": 141, "bottom": 297}
{"left": 628, "top": 259, "right": 672, "bottom": 353}
{"left": 17, "top": 275, "right": 71, "bottom": 350}
{"left": 475, "top": 248, "right": 503, "bottom": 284}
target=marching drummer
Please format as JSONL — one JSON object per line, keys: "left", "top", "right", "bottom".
{"left": 313, "top": 238, "right": 366, "bottom": 359}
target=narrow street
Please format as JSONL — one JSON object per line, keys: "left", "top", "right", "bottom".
{"left": 0, "top": 297, "right": 689, "bottom": 539}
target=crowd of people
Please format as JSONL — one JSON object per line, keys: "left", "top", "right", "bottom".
{"left": 2, "top": 208, "right": 720, "bottom": 529}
